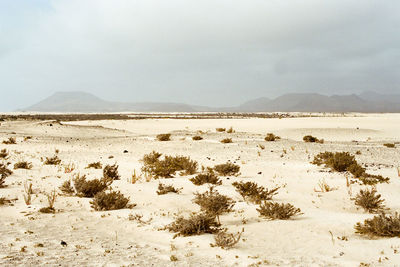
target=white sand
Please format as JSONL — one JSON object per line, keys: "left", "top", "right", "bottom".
{"left": 1, "top": 114, "right": 400, "bottom": 266}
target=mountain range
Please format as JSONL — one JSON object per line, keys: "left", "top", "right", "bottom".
{"left": 22, "top": 91, "right": 400, "bottom": 113}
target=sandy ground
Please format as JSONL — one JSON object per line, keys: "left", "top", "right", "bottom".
{"left": 1, "top": 114, "right": 400, "bottom": 266}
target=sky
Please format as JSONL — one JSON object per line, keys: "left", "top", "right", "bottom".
{"left": 0, "top": 0, "right": 400, "bottom": 111}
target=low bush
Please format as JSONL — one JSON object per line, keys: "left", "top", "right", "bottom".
{"left": 303, "top": 135, "right": 323, "bottom": 143}
{"left": 156, "top": 133, "right": 171, "bottom": 141}
{"left": 190, "top": 170, "right": 222, "bottom": 186}
{"left": 86, "top": 162, "right": 102, "bottom": 169}
{"left": 213, "top": 162, "right": 240, "bottom": 176}
{"left": 39, "top": 190, "right": 57, "bottom": 214}
{"left": 192, "top": 136, "right": 203, "bottom": 141}
{"left": 14, "top": 161, "right": 33, "bottom": 170}
{"left": 226, "top": 127, "right": 234, "bottom": 133}
{"left": 2, "top": 137, "right": 16, "bottom": 145}
{"left": 73, "top": 175, "right": 110, "bottom": 197}
{"left": 103, "top": 163, "right": 120, "bottom": 180}
{"left": 0, "top": 163, "right": 12, "bottom": 188}
{"left": 265, "top": 133, "right": 280, "bottom": 141}
{"left": 257, "top": 202, "right": 302, "bottom": 220}
{"left": 220, "top": 138, "right": 233, "bottom": 144}
{"left": 167, "top": 212, "right": 220, "bottom": 237}
{"left": 44, "top": 155, "right": 61, "bottom": 165}
{"left": 141, "top": 151, "right": 198, "bottom": 178}
{"left": 383, "top": 143, "right": 395, "bottom": 148}
{"left": 156, "top": 183, "right": 182, "bottom": 195}
{"left": 90, "top": 190, "right": 130, "bottom": 211}
{"left": 232, "top": 181, "right": 279, "bottom": 204}
{"left": 354, "top": 188, "right": 386, "bottom": 213}
{"left": 193, "top": 187, "right": 235, "bottom": 224}
{"left": 59, "top": 180, "right": 75, "bottom": 195}
{"left": 212, "top": 228, "right": 244, "bottom": 249}
{"left": 355, "top": 213, "right": 400, "bottom": 237}
{"left": 0, "top": 149, "right": 8, "bottom": 159}
{"left": 0, "top": 197, "right": 12, "bottom": 206}
{"left": 216, "top": 128, "right": 226, "bottom": 132}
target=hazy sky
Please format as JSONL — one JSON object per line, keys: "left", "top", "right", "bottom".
{"left": 1, "top": 0, "right": 400, "bottom": 111}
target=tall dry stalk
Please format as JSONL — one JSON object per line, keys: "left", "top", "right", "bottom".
{"left": 23, "top": 181, "right": 33, "bottom": 205}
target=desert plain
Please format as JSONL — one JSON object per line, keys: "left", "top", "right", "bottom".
{"left": 1, "top": 113, "right": 400, "bottom": 266}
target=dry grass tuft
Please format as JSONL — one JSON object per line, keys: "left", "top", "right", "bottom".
{"left": 0, "top": 149, "right": 9, "bottom": 159}
{"left": 39, "top": 190, "right": 57, "bottom": 213}
{"left": 220, "top": 138, "right": 233, "bottom": 144}
{"left": 103, "top": 163, "right": 120, "bottom": 180}
{"left": 156, "top": 133, "right": 171, "bottom": 141}
{"left": 190, "top": 169, "right": 221, "bottom": 186}
{"left": 14, "top": 161, "right": 33, "bottom": 170}
{"left": 213, "top": 162, "right": 240, "bottom": 176}
{"left": 0, "top": 163, "right": 12, "bottom": 188}
{"left": 90, "top": 190, "right": 130, "bottom": 211}
{"left": 383, "top": 143, "right": 395, "bottom": 148}
{"left": 192, "top": 135, "right": 203, "bottom": 141}
{"left": 216, "top": 128, "right": 226, "bottom": 132}
{"left": 355, "top": 213, "right": 400, "bottom": 237}
{"left": 264, "top": 133, "right": 280, "bottom": 141}
{"left": 44, "top": 155, "right": 61, "bottom": 165}
{"left": 212, "top": 228, "right": 244, "bottom": 249}
{"left": 314, "top": 179, "right": 336, "bottom": 193}
{"left": 2, "top": 137, "right": 16, "bottom": 145}
{"left": 86, "top": 161, "right": 102, "bottom": 169}
{"left": 354, "top": 188, "right": 386, "bottom": 213}
{"left": 167, "top": 212, "right": 220, "bottom": 238}
{"left": 74, "top": 174, "right": 111, "bottom": 197}
{"left": 303, "top": 135, "right": 324, "bottom": 143}
{"left": 157, "top": 183, "right": 182, "bottom": 195}
{"left": 232, "top": 181, "right": 279, "bottom": 204}
{"left": 257, "top": 201, "right": 302, "bottom": 220}
{"left": 59, "top": 180, "right": 75, "bottom": 195}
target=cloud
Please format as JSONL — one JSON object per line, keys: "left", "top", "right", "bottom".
{"left": 0, "top": 0, "right": 399, "bottom": 110}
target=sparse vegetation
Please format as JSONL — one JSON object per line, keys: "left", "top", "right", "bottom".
{"left": 0, "top": 149, "right": 8, "bottom": 159}
{"left": 303, "top": 135, "right": 324, "bottom": 143}
{"left": 86, "top": 161, "right": 102, "bottom": 169}
{"left": 0, "top": 163, "right": 12, "bottom": 188}
{"left": 2, "top": 137, "right": 16, "bottom": 144}
{"left": 314, "top": 179, "right": 336, "bottom": 192}
{"left": 23, "top": 181, "right": 33, "bottom": 205}
{"left": 90, "top": 190, "right": 130, "bottom": 211}
{"left": 39, "top": 190, "right": 57, "bottom": 213}
{"left": 190, "top": 169, "right": 222, "bottom": 185}
{"left": 213, "top": 162, "right": 240, "bottom": 176}
{"left": 14, "top": 161, "right": 33, "bottom": 170}
{"left": 226, "top": 127, "right": 234, "bottom": 133}
{"left": 232, "top": 181, "right": 279, "bottom": 204}
{"left": 167, "top": 212, "right": 220, "bottom": 237}
{"left": 354, "top": 188, "right": 386, "bottom": 213}
{"left": 103, "top": 163, "right": 120, "bottom": 180}
{"left": 193, "top": 187, "right": 235, "bottom": 224}
{"left": 383, "top": 143, "right": 395, "bottom": 148}
{"left": 157, "top": 183, "right": 182, "bottom": 195}
{"left": 216, "top": 128, "right": 226, "bottom": 132}
{"left": 0, "top": 197, "right": 12, "bottom": 206}
{"left": 257, "top": 202, "right": 302, "bottom": 220}
{"left": 355, "top": 213, "right": 400, "bottom": 237}
{"left": 265, "top": 133, "right": 280, "bottom": 141}
{"left": 141, "top": 151, "right": 198, "bottom": 178}
{"left": 59, "top": 180, "right": 75, "bottom": 195}
{"left": 73, "top": 175, "right": 110, "bottom": 197}
{"left": 156, "top": 133, "right": 171, "bottom": 141}
{"left": 212, "top": 228, "right": 244, "bottom": 249}
{"left": 192, "top": 136, "right": 203, "bottom": 141}
{"left": 220, "top": 138, "right": 233, "bottom": 144}
{"left": 44, "top": 155, "right": 61, "bottom": 165}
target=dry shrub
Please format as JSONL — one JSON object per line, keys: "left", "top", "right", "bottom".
{"left": 44, "top": 155, "right": 61, "bottom": 165}
{"left": 0, "top": 149, "right": 8, "bottom": 159}
{"left": 23, "top": 181, "right": 33, "bottom": 205}
{"left": 73, "top": 175, "right": 110, "bottom": 197}
{"left": 141, "top": 151, "right": 198, "bottom": 178}
{"left": 193, "top": 187, "right": 235, "bottom": 224}
{"left": 167, "top": 212, "right": 220, "bottom": 238}
{"left": 355, "top": 213, "right": 400, "bottom": 237}
{"left": 14, "top": 161, "right": 33, "bottom": 170}
{"left": 232, "top": 181, "right": 279, "bottom": 204}
{"left": 354, "top": 188, "right": 386, "bottom": 213}
{"left": 303, "top": 135, "right": 324, "bottom": 143}
{"left": 190, "top": 169, "right": 221, "bottom": 185}
{"left": 257, "top": 202, "right": 302, "bottom": 220}
{"left": 103, "top": 163, "right": 120, "bottom": 180}
{"left": 220, "top": 138, "right": 233, "bottom": 144}
{"left": 90, "top": 190, "right": 130, "bottom": 211}
{"left": 213, "top": 162, "right": 240, "bottom": 176}
{"left": 24, "top": 136, "right": 32, "bottom": 141}
{"left": 212, "top": 228, "right": 244, "bottom": 249}
{"left": 216, "top": 128, "right": 226, "bottom": 132}
{"left": 314, "top": 179, "right": 336, "bottom": 193}
{"left": 192, "top": 136, "right": 203, "bottom": 141}
{"left": 156, "top": 133, "right": 171, "bottom": 141}
{"left": 59, "top": 180, "right": 75, "bottom": 195}
{"left": 86, "top": 162, "right": 102, "bottom": 169}
{"left": 0, "top": 163, "right": 12, "bottom": 188}
{"left": 383, "top": 143, "right": 395, "bottom": 148}
{"left": 2, "top": 137, "right": 16, "bottom": 145}
{"left": 39, "top": 190, "right": 57, "bottom": 213}
{"left": 227, "top": 127, "right": 234, "bottom": 133}
{"left": 157, "top": 183, "right": 182, "bottom": 195}
{"left": 0, "top": 197, "right": 12, "bottom": 206}
{"left": 265, "top": 133, "right": 280, "bottom": 142}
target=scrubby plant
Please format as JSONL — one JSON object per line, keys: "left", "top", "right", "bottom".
{"left": 232, "top": 181, "right": 279, "bottom": 204}
{"left": 167, "top": 212, "right": 220, "bottom": 237}
{"left": 213, "top": 162, "right": 240, "bottom": 176}
{"left": 23, "top": 181, "right": 33, "bottom": 205}
{"left": 193, "top": 187, "right": 235, "bottom": 224}
{"left": 14, "top": 161, "right": 33, "bottom": 170}
{"left": 2, "top": 137, "right": 16, "bottom": 144}
{"left": 257, "top": 201, "right": 302, "bottom": 220}
{"left": 103, "top": 163, "right": 120, "bottom": 180}
{"left": 226, "top": 127, "right": 234, "bottom": 133}
{"left": 0, "top": 163, "right": 12, "bottom": 188}
{"left": 265, "top": 133, "right": 280, "bottom": 141}
{"left": 73, "top": 175, "right": 110, "bottom": 197}
{"left": 141, "top": 151, "right": 198, "bottom": 178}
{"left": 314, "top": 179, "right": 336, "bottom": 193}
{"left": 90, "top": 190, "right": 130, "bottom": 211}
{"left": 156, "top": 183, "right": 182, "bottom": 195}
{"left": 156, "top": 133, "right": 171, "bottom": 141}
{"left": 0, "top": 197, "right": 12, "bottom": 206}
{"left": 190, "top": 169, "right": 221, "bottom": 185}
{"left": 303, "top": 135, "right": 323, "bottom": 143}
{"left": 354, "top": 188, "right": 386, "bottom": 213}
{"left": 86, "top": 161, "right": 102, "bottom": 169}
{"left": 383, "top": 143, "right": 395, "bottom": 148}
{"left": 216, "top": 128, "right": 226, "bottom": 132}
{"left": 0, "top": 149, "right": 8, "bottom": 159}
{"left": 355, "top": 213, "right": 400, "bottom": 237}
{"left": 39, "top": 190, "right": 57, "bottom": 213}
{"left": 192, "top": 136, "right": 203, "bottom": 141}
{"left": 24, "top": 136, "right": 32, "bottom": 141}
{"left": 59, "top": 180, "right": 75, "bottom": 195}
{"left": 212, "top": 228, "right": 244, "bottom": 249}
{"left": 220, "top": 138, "right": 233, "bottom": 144}
{"left": 44, "top": 155, "right": 61, "bottom": 165}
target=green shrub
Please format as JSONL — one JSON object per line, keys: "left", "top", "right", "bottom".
{"left": 265, "top": 133, "right": 280, "bottom": 141}
{"left": 73, "top": 175, "right": 110, "bottom": 197}
{"left": 383, "top": 143, "right": 395, "bottom": 148}
{"left": 354, "top": 188, "right": 385, "bottom": 213}
{"left": 156, "top": 183, "right": 182, "bottom": 195}
{"left": 190, "top": 170, "right": 221, "bottom": 185}
{"left": 220, "top": 138, "right": 233, "bottom": 144}
{"left": 2, "top": 137, "right": 16, "bottom": 145}
{"left": 0, "top": 163, "right": 12, "bottom": 188}
{"left": 303, "top": 135, "right": 323, "bottom": 143}
{"left": 355, "top": 213, "right": 400, "bottom": 237}
{"left": 86, "top": 162, "right": 102, "bottom": 169}
{"left": 90, "top": 190, "right": 130, "bottom": 211}
{"left": 156, "top": 133, "right": 171, "bottom": 141}
{"left": 141, "top": 152, "right": 198, "bottom": 178}
{"left": 14, "top": 161, "right": 33, "bottom": 170}
{"left": 0, "top": 149, "right": 8, "bottom": 159}
{"left": 192, "top": 136, "right": 203, "bottom": 141}
{"left": 232, "top": 181, "right": 279, "bottom": 204}
{"left": 213, "top": 162, "right": 240, "bottom": 176}
{"left": 167, "top": 212, "right": 220, "bottom": 237}
{"left": 257, "top": 202, "right": 302, "bottom": 220}
{"left": 193, "top": 187, "right": 235, "bottom": 224}
{"left": 44, "top": 155, "right": 61, "bottom": 165}
{"left": 103, "top": 163, "right": 120, "bottom": 180}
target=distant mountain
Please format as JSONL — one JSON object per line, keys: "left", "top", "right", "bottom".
{"left": 22, "top": 91, "right": 400, "bottom": 113}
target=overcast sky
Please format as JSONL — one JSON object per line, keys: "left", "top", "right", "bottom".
{"left": 1, "top": 0, "right": 399, "bottom": 111}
